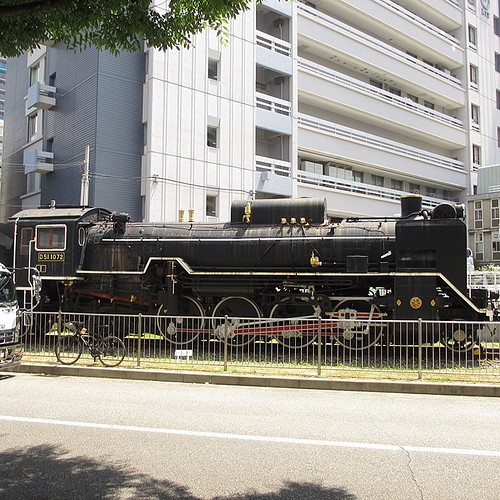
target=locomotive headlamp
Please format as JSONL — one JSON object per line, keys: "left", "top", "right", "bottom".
{"left": 290, "top": 218, "right": 296, "bottom": 224}
{"left": 281, "top": 218, "right": 287, "bottom": 224}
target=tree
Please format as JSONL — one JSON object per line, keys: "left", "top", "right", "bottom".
{"left": 0, "top": 0, "right": 252, "bottom": 57}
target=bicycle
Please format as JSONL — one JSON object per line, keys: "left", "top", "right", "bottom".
{"left": 55, "top": 321, "right": 126, "bottom": 367}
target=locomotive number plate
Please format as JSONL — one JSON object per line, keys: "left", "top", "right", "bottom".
{"left": 38, "top": 252, "right": 65, "bottom": 262}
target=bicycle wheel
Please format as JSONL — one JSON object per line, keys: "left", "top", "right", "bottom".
{"left": 56, "top": 335, "right": 83, "bottom": 365}
{"left": 98, "top": 336, "right": 126, "bottom": 367}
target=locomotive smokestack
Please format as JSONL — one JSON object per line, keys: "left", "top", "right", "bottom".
{"left": 400, "top": 194, "right": 422, "bottom": 218}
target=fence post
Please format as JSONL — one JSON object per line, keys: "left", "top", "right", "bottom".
{"left": 317, "top": 317, "right": 322, "bottom": 376}
{"left": 57, "top": 309, "right": 62, "bottom": 353}
{"left": 223, "top": 315, "right": 228, "bottom": 372}
{"left": 136, "top": 313, "right": 142, "bottom": 368}
{"left": 418, "top": 318, "right": 423, "bottom": 380}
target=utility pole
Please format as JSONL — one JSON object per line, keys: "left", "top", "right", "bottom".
{"left": 80, "top": 144, "right": 90, "bottom": 207}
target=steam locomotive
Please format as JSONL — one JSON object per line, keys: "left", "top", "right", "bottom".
{"left": 9, "top": 195, "right": 491, "bottom": 352}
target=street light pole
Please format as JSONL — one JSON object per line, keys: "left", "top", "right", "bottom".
{"left": 80, "top": 144, "right": 90, "bottom": 207}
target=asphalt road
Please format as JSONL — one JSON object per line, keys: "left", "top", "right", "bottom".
{"left": 1, "top": 373, "right": 500, "bottom": 499}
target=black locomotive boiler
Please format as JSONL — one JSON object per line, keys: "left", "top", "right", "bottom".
{"left": 10, "top": 195, "right": 490, "bottom": 351}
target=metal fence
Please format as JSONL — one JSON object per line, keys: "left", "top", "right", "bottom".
{"left": 20, "top": 311, "right": 500, "bottom": 380}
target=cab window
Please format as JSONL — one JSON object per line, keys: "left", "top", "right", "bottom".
{"left": 20, "top": 227, "right": 33, "bottom": 255}
{"left": 35, "top": 225, "right": 66, "bottom": 251}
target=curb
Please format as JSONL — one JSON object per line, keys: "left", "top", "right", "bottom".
{"left": 11, "top": 363, "right": 500, "bottom": 397}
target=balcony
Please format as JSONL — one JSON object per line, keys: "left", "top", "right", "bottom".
{"left": 256, "top": 31, "right": 293, "bottom": 75}
{"left": 297, "top": 3, "right": 464, "bottom": 108}
{"left": 326, "top": 0, "right": 463, "bottom": 69}
{"left": 255, "top": 156, "right": 293, "bottom": 196}
{"left": 297, "top": 113, "right": 467, "bottom": 188}
{"left": 26, "top": 82, "right": 56, "bottom": 112}
{"left": 256, "top": 92, "right": 292, "bottom": 135}
{"left": 260, "top": 0, "right": 292, "bottom": 17}
{"left": 298, "top": 59, "right": 466, "bottom": 148}
{"left": 296, "top": 170, "right": 453, "bottom": 218}
{"left": 23, "top": 148, "right": 54, "bottom": 174}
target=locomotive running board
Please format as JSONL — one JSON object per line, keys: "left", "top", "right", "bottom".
{"left": 77, "top": 257, "right": 484, "bottom": 315}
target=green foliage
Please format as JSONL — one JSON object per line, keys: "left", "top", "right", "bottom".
{"left": 478, "top": 264, "right": 500, "bottom": 272}
{"left": 0, "top": 0, "right": 252, "bottom": 57}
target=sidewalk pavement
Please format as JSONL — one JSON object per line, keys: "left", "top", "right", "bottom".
{"left": 11, "top": 362, "right": 500, "bottom": 397}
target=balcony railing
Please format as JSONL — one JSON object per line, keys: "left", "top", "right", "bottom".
{"left": 299, "top": 59, "right": 463, "bottom": 129}
{"left": 26, "top": 82, "right": 56, "bottom": 111}
{"left": 23, "top": 148, "right": 54, "bottom": 174}
{"left": 256, "top": 156, "right": 292, "bottom": 177}
{"left": 256, "top": 31, "right": 292, "bottom": 57}
{"left": 256, "top": 92, "right": 292, "bottom": 116}
{"left": 379, "top": 0, "right": 460, "bottom": 46}
{"left": 298, "top": 2, "right": 461, "bottom": 86}
{"left": 298, "top": 114, "right": 464, "bottom": 171}
{"left": 297, "top": 170, "right": 444, "bottom": 208}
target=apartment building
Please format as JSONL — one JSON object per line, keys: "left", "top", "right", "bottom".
{"left": 1, "top": 0, "right": 499, "bottom": 223}
{"left": 468, "top": 163, "right": 500, "bottom": 267}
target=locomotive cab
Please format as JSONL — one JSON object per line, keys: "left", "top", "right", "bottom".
{"left": 10, "top": 206, "right": 111, "bottom": 306}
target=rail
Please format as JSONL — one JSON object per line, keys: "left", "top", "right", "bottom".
{"left": 298, "top": 2, "right": 462, "bottom": 86}
{"left": 298, "top": 114, "right": 464, "bottom": 171}
{"left": 21, "top": 312, "right": 500, "bottom": 380}
{"left": 298, "top": 59, "right": 463, "bottom": 129}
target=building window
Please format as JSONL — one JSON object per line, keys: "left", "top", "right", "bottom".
{"left": 495, "top": 16, "right": 500, "bottom": 36}
{"left": 27, "top": 112, "right": 38, "bottom": 142}
{"left": 371, "top": 174, "right": 384, "bottom": 187}
{"left": 407, "top": 94, "right": 418, "bottom": 104}
{"left": 474, "top": 200, "right": 483, "bottom": 229}
{"left": 493, "top": 240, "right": 500, "bottom": 260}
{"left": 470, "top": 64, "right": 478, "bottom": 86}
{"left": 208, "top": 58, "right": 219, "bottom": 81}
{"left": 409, "top": 183, "right": 420, "bottom": 194}
{"left": 206, "top": 194, "right": 218, "bottom": 217}
{"left": 497, "top": 127, "right": 500, "bottom": 147}
{"left": 472, "top": 144, "right": 481, "bottom": 168}
{"left": 352, "top": 171, "right": 364, "bottom": 183}
{"left": 475, "top": 233, "right": 484, "bottom": 261}
{"left": 496, "top": 53, "right": 500, "bottom": 73}
{"left": 471, "top": 104, "right": 479, "bottom": 128}
{"left": 468, "top": 25, "right": 477, "bottom": 47}
{"left": 391, "top": 179, "right": 403, "bottom": 191}
{"left": 386, "top": 85, "right": 401, "bottom": 96}
{"left": 20, "top": 228, "right": 33, "bottom": 255}
{"left": 29, "top": 63, "right": 39, "bottom": 85}
{"left": 423, "top": 100, "right": 435, "bottom": 110}
{"left": 207, "top": 126, "right": 218, "bottom": 148}
{"left": 492, "top": 199, "right": 500, "bottom": 227}
{"left": 369, "top": 79, "right": 382, "bottom": 89}
{"left": 426, "top": 187, "right": 437, "bottom": 198}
